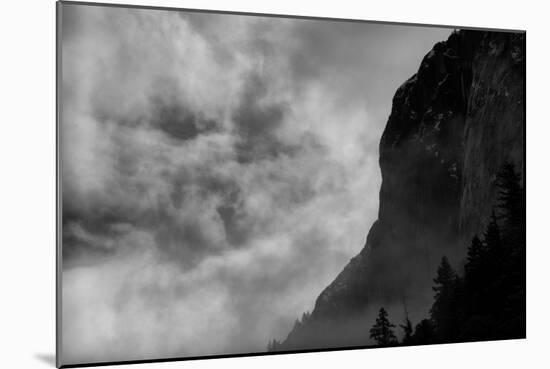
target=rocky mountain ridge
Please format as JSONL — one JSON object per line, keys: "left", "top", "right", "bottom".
{"left": 278, "top": 29, "right": 525, "bottom": 350}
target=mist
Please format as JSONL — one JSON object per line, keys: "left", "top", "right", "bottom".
{"left": 60, "top": 3, "right": 450, "bottom": 364}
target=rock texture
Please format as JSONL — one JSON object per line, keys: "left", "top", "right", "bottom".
{"left": 279, "top": 30, "right": 525, "bottom": 350}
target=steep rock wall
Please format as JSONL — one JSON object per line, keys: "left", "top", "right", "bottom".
{"left": 279, "top": 30, "right": 525, "bottom": 350}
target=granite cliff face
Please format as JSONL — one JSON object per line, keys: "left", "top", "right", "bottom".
{"left": 279, "top": 30, "right": 525, "bottom": 350}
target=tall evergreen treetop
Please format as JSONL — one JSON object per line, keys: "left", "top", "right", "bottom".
{"left": 466, "top": 235, "right": 484, "bottom": 268}
{"left": 369, "top": 307, "right": 398, "bottom": 346}
{"left": 465, "top": 235, "right": 485, "bottom": 280}
{"left": 430, "top": 256, "right": 461, "bottom": 342}
{"left": 432, "top": 256, "right": 456, "bottom": 296}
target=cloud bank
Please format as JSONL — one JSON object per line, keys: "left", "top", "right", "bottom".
{"left": 60, "top": 3, "right": 450, "bottom": 364}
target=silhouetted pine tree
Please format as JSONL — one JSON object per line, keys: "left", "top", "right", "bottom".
{"left": 430, "top": 257, "right": 462, "bottom": 342}
{"left": 465, "top": 235, "right": 485, "bottom": 277}
{"left": 460, "top": 235, "right": 489, "bottom": 340}
{"left": 369, "top": 307, "right": 398, "bottom": 346}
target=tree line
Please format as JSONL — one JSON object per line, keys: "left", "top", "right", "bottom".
{"left": 268, "top": 163, "right": 524, "bottom": 351}
{"left": 370, "top": 163, "right": 525, "bottom": 346}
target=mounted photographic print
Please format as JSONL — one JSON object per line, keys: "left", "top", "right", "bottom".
{"left": 57, "top": 1, "right": 526, "bottom": 367}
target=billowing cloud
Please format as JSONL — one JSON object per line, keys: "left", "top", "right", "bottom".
{"left": 60, "top": 3, "right": 450, "bottom": 365}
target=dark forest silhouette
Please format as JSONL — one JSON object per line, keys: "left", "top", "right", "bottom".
{"left": 268, "top": 163, "right": 525, "bottom": 351}
{"left": 370, "top": 163, "right": 525, "bottom": 346}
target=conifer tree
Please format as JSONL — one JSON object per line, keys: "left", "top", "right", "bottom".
{"left": 431, "top": 257, "right": 456, "bottom": 309}
{"left": 369, "top": 307, "right": 398, "bottom": 346}
{"left": 462, "top": 235, "right": 487, "bottom": 324}
{"left": 465, "top": 235, "right": 485, "bottom": 276}
{"left": 430, "top": 256, "right": 461, "bottom": 342}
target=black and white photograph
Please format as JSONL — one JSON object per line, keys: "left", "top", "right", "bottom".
{"left": 57, "top": 1, "right": 524, "bottom": 367}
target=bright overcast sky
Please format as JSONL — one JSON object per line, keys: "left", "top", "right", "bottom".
{"left": 60, "top": 3, "right": 451, "bottom": 364}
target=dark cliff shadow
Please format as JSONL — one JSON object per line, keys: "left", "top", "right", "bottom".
{"left": 34, "top": 353, "right": 56, "bottom": 367}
